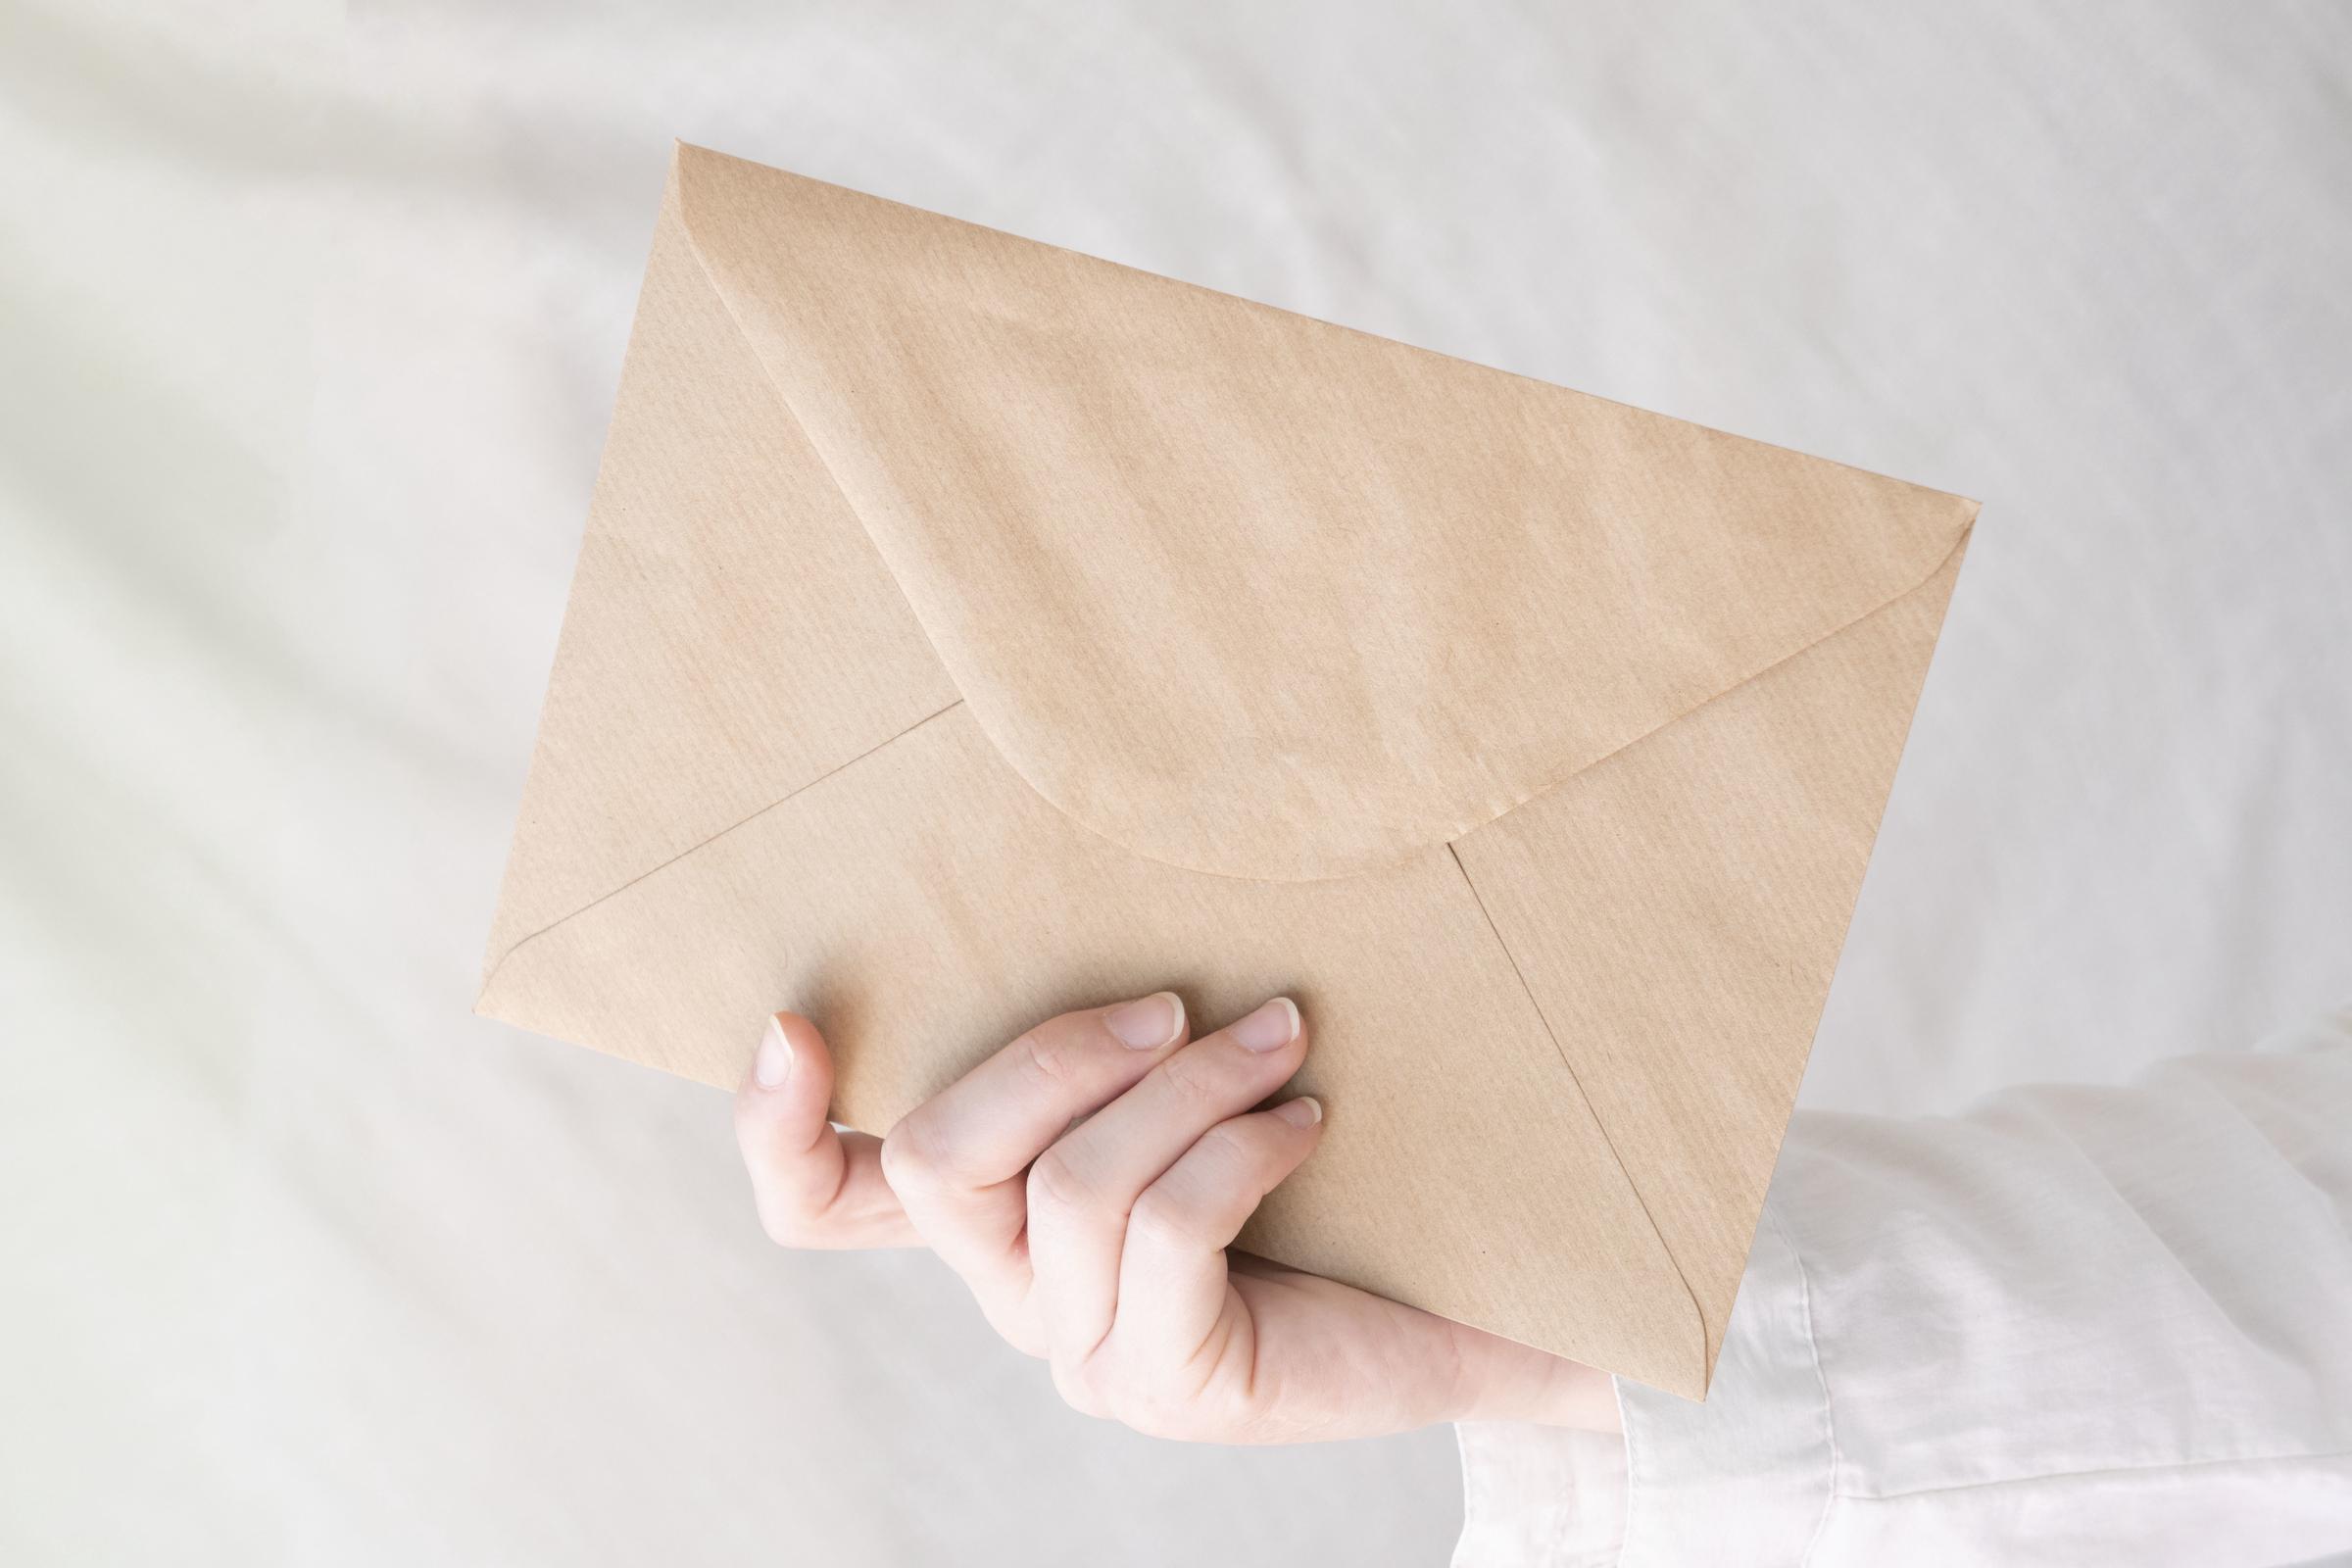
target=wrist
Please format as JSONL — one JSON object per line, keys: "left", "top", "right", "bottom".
{"left": 1445, "top": 1324, "right": 1623, "bottom": 1433}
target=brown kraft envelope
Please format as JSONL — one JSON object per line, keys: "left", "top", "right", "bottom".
{"left": 477, "top": 143, "right": 1976, "bottom": 1399}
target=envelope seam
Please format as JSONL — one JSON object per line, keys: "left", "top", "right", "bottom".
{"left": 477, "top": 699, "right": 964, "bottom": 999}
{"left": 667, "top": 152, "right": 981, "bottom": 744}
{"left": 1073, "top": 537, "right": 1967, "bottom": 888}
{"left": 1344, "top": 537, "right": 1961, "bottom": 888}
{"left": 1445, "top": 841, "right": 1712, "bottom": 1393}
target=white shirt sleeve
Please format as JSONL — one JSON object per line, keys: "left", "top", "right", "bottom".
{"left": 1452, "top": 1008, "right": 2352, "bottom": 1568}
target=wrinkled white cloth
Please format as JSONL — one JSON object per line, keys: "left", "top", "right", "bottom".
{"left": 1455, "top": 1010, "right": 2352, "bottom": 1567}
{"left": 10, "top": 4, "right": 2352, "bottom": 1562}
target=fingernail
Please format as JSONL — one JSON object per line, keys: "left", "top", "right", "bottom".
{"left": 1105, "top": 991, "right": 1184, "bottom": 1050}
{"left": 754, "top": 1016, "right": 794, "bottom": 1088}
{"left": 1233, "top": 997, "right": 1300, "bottom": 1053}
{"left": 1273, "top": 1096, "right": 1321, "bottom": 1128}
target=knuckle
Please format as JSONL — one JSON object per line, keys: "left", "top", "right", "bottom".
{"left": 977, "top": 1298, "right": 1049, "bottom": 1360}
{"left": 1058, "top": 1330, "right": 1256, "bottom": 1441}
{"left": 1155, "top": 1045, "right": 1240, "bottom": 1107}
{"left": 757, "top": 1184, "right": 832, "bottom": 1259}
{"left": 1011, "top": 1022, "right": 1089, "bottom": 1093}
{"left": 992, "top": 1312, "right": 1051, "bottom": 1362}
{"left": 752, "top": 1191, "right": 814, "bottom": 1250}
{"left": 1049, "top": 1356, "right": 1110, "bottom": 1419}
{"left": 1188, "top": 1120, "right": 1255, "bottom": 1173}
{"left": 1024, "top": 1148, "right": 1090, "bottom": 1217}
{"left": 1178, "top": 1398, "right": 1267, "bottom": 1445}
{"left": 1120, "top": 1399, "right": 1191, "bottom": 1442}
{"left": 1104, "top": 1366, "right": 1202, "bottom": 1441}
{"left": 878, "top": 1116, "right": 948, "bottom": 1195}
{"left": 1125, "top": 1184, "right": 1203, "bottom": 1250}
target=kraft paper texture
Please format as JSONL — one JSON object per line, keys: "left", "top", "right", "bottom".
{"left": 478, "top": 144, "right": 1976, "bottom": 1398}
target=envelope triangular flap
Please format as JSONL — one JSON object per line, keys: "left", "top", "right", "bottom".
{"left": 669, "top": 144, "right": 1975, "bottom": 880}
{"left": 483, "top": 172, "right": 958, "bottom": 973}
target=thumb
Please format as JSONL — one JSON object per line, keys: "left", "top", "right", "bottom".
{"left": 735, "top": 1011, "right": 918, "bottom": 1249}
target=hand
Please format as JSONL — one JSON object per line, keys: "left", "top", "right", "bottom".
{"left": 735, "top": 992, "right": 1621, "bottom": 1444}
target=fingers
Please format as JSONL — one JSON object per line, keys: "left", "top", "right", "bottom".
{"left": 880, "top": 993, "right": 1190, "bottom": 1341}
{"left": 736, "top": 1012, "right": 918, "bottom": 1249}
{"left": 1025, "top": 997, "right": 1309, "bottom": 1358}
{"left": 1110, "top": 1096, "right": 1323, "bottom": 1363}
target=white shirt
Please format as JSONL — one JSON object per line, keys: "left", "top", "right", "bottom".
{"left": 1453, "top": 1009, "right": 2352, "bottom": 1566}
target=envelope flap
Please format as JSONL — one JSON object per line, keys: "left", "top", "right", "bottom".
{"left": 482, "top": 167, "right": 958, "bottom": 978}
{"left": 669, "top": 146, "right": 1973, "bottom": 880}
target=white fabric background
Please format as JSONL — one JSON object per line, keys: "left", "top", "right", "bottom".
{"left": 3, "top": 3, "right": 2347, "bottom": 1563}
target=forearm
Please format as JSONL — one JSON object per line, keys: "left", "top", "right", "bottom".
{"left": 1446, "top": 1319, "right": 1621, "bottom": 1433}
{"left": 1461, "top": 1010, "right": 2352, "bottom": 1566}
